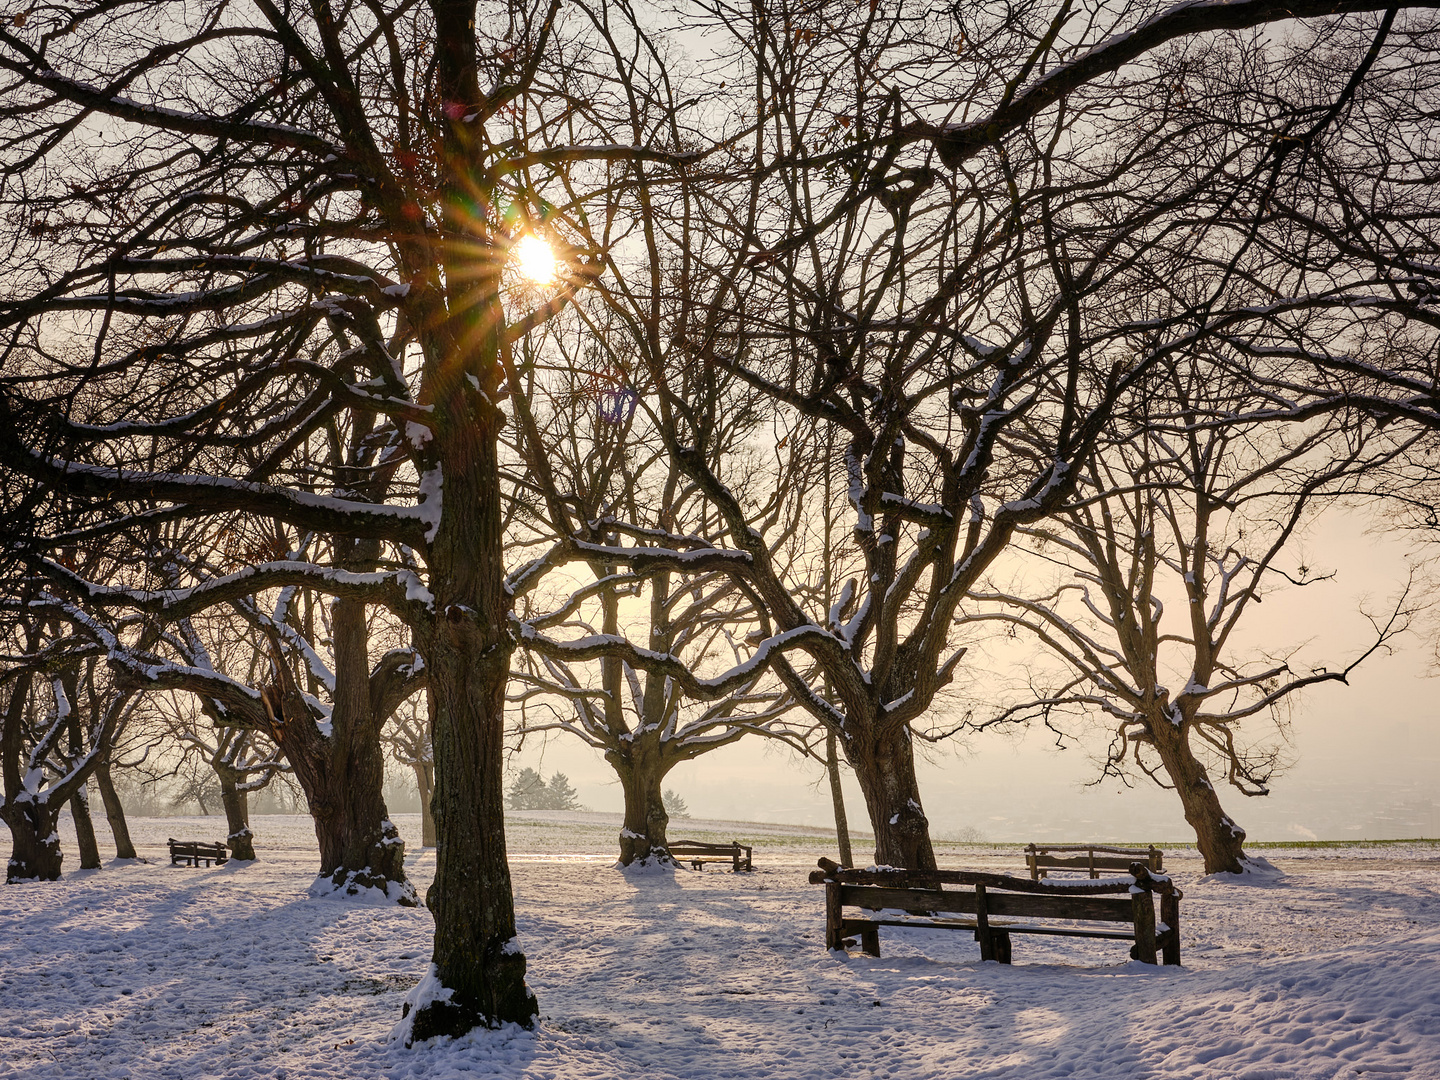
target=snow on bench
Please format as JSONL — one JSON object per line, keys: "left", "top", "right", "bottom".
{"left": 667, "top": 840, "right": 753, "bottom": 872}
{"left": 167, "top": 839, "right": 229, "bottom": 867}
{"left": 809, "top": 857, "right": 1181, "bottom": 965}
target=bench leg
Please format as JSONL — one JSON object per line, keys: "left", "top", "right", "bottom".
{"left": 1160, "top": 892, "right": 1181, "bottom": 966}
{"left": 1131, "top": 891, "right": 1158, "bottom": 964}
{"left": 825, "top": 882, "right": 845, "bottom": 950}
{"left": 975, "top": 883, "right": 998, "bottom": 962}
{"left": 993, "top": 930, "right": 1013, "bottom": 965}
{"left": 860, "top": 927, "right": 880, "bottom": 957}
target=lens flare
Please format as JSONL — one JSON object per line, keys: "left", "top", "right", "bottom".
{"left": 513, "top": 234, "right": 557, "bottom": 285}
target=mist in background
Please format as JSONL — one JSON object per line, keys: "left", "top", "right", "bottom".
{"left": 507, "top": 508, "right": 1439, "bottom": 843}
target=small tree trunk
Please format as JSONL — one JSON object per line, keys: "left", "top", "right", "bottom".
{"left": 70, "top": 786, "right": 102, "bottom": 870}
{"left": 93, "top": 758, "right": 137, "bottom": 859}
{"left": 848, "top": 722, "right": 937, "bottom": 871}
{"left": 3, "top": 801, "right": 64, "bottom": 882}
{"left": 612, "top": 746, "right": 673, "bottom": 867}
{"left": 826, "top": 730, "right": 854, "bottom": 867}
{"left": 217, "top": 770, "right": 256, "bottom": 861}
{"left": 413, "top": 761, "right": 437, "bottom": 848}
{"left": 1150, "top": 711, "right": 1248, "bottom": 874}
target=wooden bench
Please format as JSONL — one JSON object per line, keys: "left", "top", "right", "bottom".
{"left": 809, "top": 857, "right": 1181, "bottom": 965}
{"left": 168, "top": 839, "right": 229, "bottom": 867}
{"left": 1025, "top": 844, "right": 1164, "bottom": 880}
{"left": 667, "top": 840, "right": 753, "bottom": 872}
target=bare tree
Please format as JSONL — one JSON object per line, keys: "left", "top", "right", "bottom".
{"left": 503, "top": 296, "right": 804, "bottom": 866}
{"left": 509, "top": 0, "right": 1418, "bottom": 870}
{"left": 157, "top": 690, "right": 287, "bottom": 862}
{"left": 0, "top": 0, "right": 700, "bottom": 1034}
{"left": 385, "top": 692, "right": 436, "bottom": 849}
{"left": 1, "top": 0, "right": 1433, "bottom": 1034}
{"left": 966, "top": 363, "right": 1414, "bottom": 871}
{"left": 0, "top": 610, "right": 137, "bottom": 881}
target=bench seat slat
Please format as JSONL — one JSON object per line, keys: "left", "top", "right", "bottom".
{"left": 839, "top": 884, "right": 1135, "bottom": 923}
{"left": 842, "top": 916, "right": 1136, "bottom": 940}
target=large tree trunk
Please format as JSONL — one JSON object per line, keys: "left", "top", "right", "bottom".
{"left": 611, "top": 744, "right": 674, "bottom": 867}
{"left": 263, "top": 621, "right": 414, "bottom": 902}
{"left": 279, "top": 726, "right": 411, "bottom": 899}
{"left": 1149, "top": 709, "right": 1248, "bottom": 874}
{"left": 413, "top": 761, "right": 436, "bottom": 849}
{"left": 3, "top": 802, "right": 64, "bottom": 882}
{"left": 407, "top": 400, "right": 536, "bottom": 1040}
{"left": 848, "top": 722, "right": 937, "bottom": 871}
{"left": 217, "top": 770, "right": 256, "bottom": 861}
{"left": 310, "top": 590, "right": 412, "bottom": 899}
{"left": 70, "top": 787, "right": 102, "bottom": 870}
{"left": 93, "top": 758, "right": 137, "bottom": 860}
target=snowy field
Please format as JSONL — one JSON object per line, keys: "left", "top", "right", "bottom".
{"left": 2, "top": 814, "right": 1439, "bottom": 1079}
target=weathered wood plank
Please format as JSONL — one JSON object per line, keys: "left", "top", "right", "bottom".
{"left": 825, "top": 880, "right": 844, "bottom": 950}
{"left": 816, "top": 857, "right": 1180, "bottom": 964}
{"left": 836, "top": 884, "right": 1134, "bottom": 922}
{"left": 1031, "top": 855, "right": 1140, "bottom": 872}
{"left": 1160, "top": 890, "right": 1182, "bottom": 966}
{"left": 668, "top": 840, "right": 753, "bottom": 872}
{"left": 847, "top": 917, "right": 1137, "bottom": 940}
{"left": 976, "top": 883, "right": 995, "bottom": 961}
{"left": 1131, "top": 890, "right": 1158, "bottom": 964}
{"left": 815, "top": 858, "right": 1136, "bottom": 895}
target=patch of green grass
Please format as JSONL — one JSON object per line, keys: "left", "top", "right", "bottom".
{"left": 1243, "top": 838, "right": 1440, "bottom": 850}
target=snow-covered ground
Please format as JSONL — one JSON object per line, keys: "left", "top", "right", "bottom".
{"left": 2, "top": 813, "right": 1438, "bottom": 1079}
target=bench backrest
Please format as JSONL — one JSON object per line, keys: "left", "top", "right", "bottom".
{"left": 667, "top": 841, "right": 741, "bottom": 855}
{"left": 169, "top": 839, "right": 227, "bottom": 857}
{"left": 1026, "top": 845, "right": 1163, "bottom": 879}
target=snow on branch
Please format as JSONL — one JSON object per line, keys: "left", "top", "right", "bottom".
{"left": 0, "top": 425, "right": 431, "bottom": 548}
{"left": 36, "top": 558, "right": 432, "bottom": 623}
{"left": 514, "top": 620, "right": 838, "bottom": 702}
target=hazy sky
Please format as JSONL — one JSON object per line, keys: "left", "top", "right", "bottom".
{"left": 508, "top": 504, "right": 1440, "bottom": 845}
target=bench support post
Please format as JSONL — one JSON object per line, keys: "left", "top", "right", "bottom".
{"left": 975, "top": 883, "right": 996, "bottom": 961}
{"left": 824, "top": 881, "right": 844, "bottom": 951}
{"left": 1160, "top": 890, "right": 1181, "bottom": 966}
{"left": 1131, "top": 890, "right": 1158, "bottom": 964}
{"left": 860, "top": 925, "right": 880, "bottom": 957}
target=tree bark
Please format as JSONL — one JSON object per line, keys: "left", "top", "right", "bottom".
{"left": 277, "top": 722, "right": 410, "bottom": 897}
{"left": 826, "top": 730, "right": 854, "bottom": 867}
{"left": 611, "top": 743, "right": 674, "bottom": 867}
{"left": 3, "top": 801, "right": 64, "bottom": 882}
{"left": 401, "top": 14, "right": 540, "bottom": 1030}
{"left": 217, "top": 770, "right": 256, "bottom": 861}
{"left": 64, "top": 682, "right": 102, "bottom": 870}
{"left": 93, "top": 758, "right": 137, "bottom": 860}
{"left": 407, "top": 385, "right": 536, "bottom": 1039}
{"left": 1149, "top": 708, "right": 1248, "bottom": 874}
{"left": 847, "top": 722, "right": 937, "bottom": 871}
{"left": 70, "top": 787, "right": 102, "bottom": 870}
{"left": 262, "top": 616, "right": 414, "bottom": 902}
{"left": 311, "top": 589, "right": 412, "bottom": 897}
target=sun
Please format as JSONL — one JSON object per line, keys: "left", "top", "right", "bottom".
{"left": 512, "top": 233, "right": 557, "bottom": 285}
